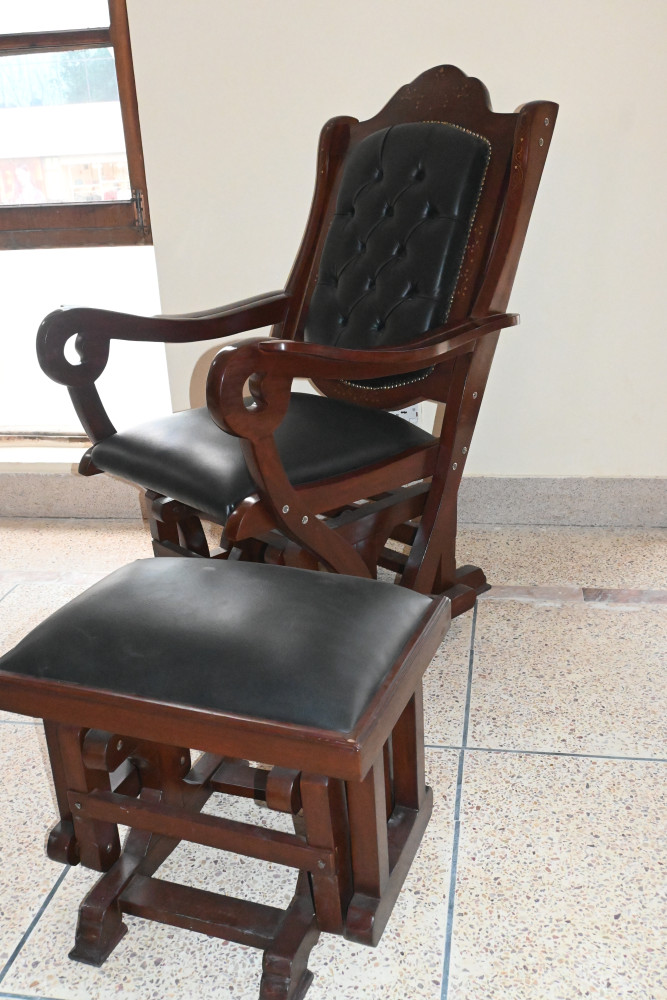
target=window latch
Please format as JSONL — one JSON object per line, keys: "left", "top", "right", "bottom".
{"left": 132, "top": 188, "right": 147, "bottom": 233}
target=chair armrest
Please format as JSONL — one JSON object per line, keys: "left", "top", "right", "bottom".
{"left": 256, "top": 312, "right": 518, "bottom": 379}
{"left": 36, "top": 291, "right": 290, "bottom": 443}
{"left": 206, "top": 313, "right": 517, "bottom": 439}
{"left": 37, "top": 290, "right": 290, "bottom": 387}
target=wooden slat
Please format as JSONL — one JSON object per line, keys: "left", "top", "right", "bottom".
{"left": 209, "top": 759, "right": 269, "bottom": 800}
{"left": 70, "top": 789, "right": 335, "bottom": 874}
{"left": 121, "top": 874, "right": 283, "bottom": 948}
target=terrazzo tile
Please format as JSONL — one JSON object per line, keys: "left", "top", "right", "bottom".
{"left": 0, "top": 724, "right": 67, "bottom": 971}
{"left": 457, "top": 525, "right": 667, "bottom": 589}
{"left": 447, "top": 752, "right": 667, "bottom": 1000}
{"left": 468, "top": 601, "right": 667, "bottom": 758}
{"left": 0, "top": 518, "right": 151, "bottom": 574}
{"left": 423, "top": 611, "right": 473, "bottom": 746}
{"left": 2, "top": 749, "right": 458, "bottom": 1000}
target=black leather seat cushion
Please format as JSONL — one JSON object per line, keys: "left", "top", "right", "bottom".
{"left": 90, "top": 392, "right": 435, "bottom": 521}
{"left": 0, "top": 560, "right": 433, "bottom": 734}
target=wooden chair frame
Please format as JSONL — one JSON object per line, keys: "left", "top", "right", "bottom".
{"left": 37, "top": 66, "right": 557, "bottom": 616}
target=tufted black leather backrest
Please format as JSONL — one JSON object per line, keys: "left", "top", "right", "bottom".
{"left": 304, "top": 122, "right": 491, "bottom": 353}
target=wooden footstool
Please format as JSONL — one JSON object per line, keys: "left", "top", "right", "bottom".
{"left": 0, "top": 559, "right": 450, "bottom": 999}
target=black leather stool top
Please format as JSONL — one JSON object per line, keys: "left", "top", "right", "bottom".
{"left": 0, "top": 560, "right": 434, "bottom": 734}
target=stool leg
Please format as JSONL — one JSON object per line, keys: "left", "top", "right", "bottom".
{"left": 344, "top": 682, "right": 433, "bottom": 947}
{"left": 344, "top": 754, "right": 390, "bottom": 945}
{"left": 391, "top": 685, "right": 426, "bottom": 811}
{"left": 299, "top": 774, "right": 352, "bottom": 934}
{"left": 259, "top": 871, "right": 320, "bottom": 1000}
{"left": 46, "top": 723, "right": 121, "bottom": 872}
{"left": 43, "top": 721, "right": 81, "bottom": 866}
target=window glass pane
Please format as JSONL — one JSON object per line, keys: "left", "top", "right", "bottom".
{"left": 0, "top": 246, "right": 170, "bottom": 434}
{"left": 0, "top": 0, "right": 110, "bottom": 33}
{"left": 0, "top": 48, "right": 130, "bottom": 205}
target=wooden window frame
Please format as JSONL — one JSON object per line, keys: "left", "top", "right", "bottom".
{"left": 0, "top": 0, "right": 151, "bottom": 250}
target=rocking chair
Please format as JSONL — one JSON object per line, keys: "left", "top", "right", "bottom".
{"left": 37, "top": 65, "right": 557, "bottom": 616}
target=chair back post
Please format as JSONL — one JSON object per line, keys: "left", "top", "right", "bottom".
{"left": 394, "top": 95, "right": 559, "bottom": 602}
{"left": 274, "top": 116, "right": 356, "bottom": 343}
{"left": 472, "top": 99, "right": 559, "bottom": 316}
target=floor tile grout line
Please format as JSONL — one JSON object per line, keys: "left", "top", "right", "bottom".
{"left": 0, "top": 867, "right": 70, "bottom": 987}
{"left": 440, "top": 601, "right": 477, "bottom": 1000}
{"left": 0, "top": 584, "right": 19, "bottom": 605}
{"left": 425, "top": 743, "right": 667, "bottom": 764}
{"left": 459, "top": 520, "right": 666, "bottom": 529}
{"left": 0, "top": 993, "right": 62, "bottom": 1000}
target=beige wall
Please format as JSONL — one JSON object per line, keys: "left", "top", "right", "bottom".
{"left": 126, "top": 0, "right": 667, "bottom": 476}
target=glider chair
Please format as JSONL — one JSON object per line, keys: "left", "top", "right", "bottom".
{"left": 0, "top": 559, "right": 451, "bottom": 997}
{"left": 38, "top": 66, "right": 557, "bottom": 616}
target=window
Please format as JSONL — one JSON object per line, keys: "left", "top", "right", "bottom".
{"left": 0, "top": 1, "right": 169, "bottom": 439}
{"left": 0, "top": 0, "right": 150, "bottom": 249}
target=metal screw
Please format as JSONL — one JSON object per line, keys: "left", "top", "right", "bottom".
{"left": 317, "top": 860, "right": 326, "bottom": 870}
{"left": 462, "top": 446, "right": 468, "bottom": 455}
{"left": 539, "top": 137, "right": 544, "bottom": 147}
{"left": 472, "top": 391, "right": 478, "bottom": 399}
{"left": 282, "top": 504, "right": 290, "bottom": 514}
{"left": 544, "top": 117, "right": 550, "bottom": 126}
{"left": 106, "top": 843, "right": 113, "bottom": 853}
{"left": 301, "top": 515, "right": 308, "bottom": 525}
{"left": 74, "top": 802, "right": 82, "bottom": 810}
{"left": 180, "top": 756, "right": 186, "bottom": 766}
{"left": 116, "top": 740, "right": 123, "bottom": 751}
{"left": 452, "top": 463, "right": 458, "bottom": 471}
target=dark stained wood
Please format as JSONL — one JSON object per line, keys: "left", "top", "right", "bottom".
{"left": 35, "top": 67, "right": 557, "bottom": 611}
{"left": 0, "top": 545, "right": 452, "bottom": 996}
{"left": 0, "top": 29, "right": 111, "bottom": 55}
{"left": 120, "top": 874, "right": 285, "bottom": 947}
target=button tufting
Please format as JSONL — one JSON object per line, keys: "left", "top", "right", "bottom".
{"left": 358, "top": 242, "right": 366, "bottom": 254}
{"left": 374, "top": 169, "right": 383, "bottom": 181}
{"left": 338, "top": 315, "right": 348, "bottom": 326}
{"left": 384, "top": 204, "right": 394, "bottom": 217}
{"left": 367, "top": 277, "right": 376, "bottom": 289}
{"left": 414, "top": 167, "right": 425, "bottom": 180}
{"left": 395, "top": 244, "right": 406, "bottom": 257}
{"left": 426, "top": 204, "right": 438, "bottom": 218}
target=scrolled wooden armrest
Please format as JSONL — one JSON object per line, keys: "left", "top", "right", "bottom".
{"left": 36, "top": 290, "right": 290, "bottom": 388}
{"left": 206, "top": 313, "right": 518, "bottom": 441}
{"left": 35, "top": 290, "right": 290, "bottom": 443}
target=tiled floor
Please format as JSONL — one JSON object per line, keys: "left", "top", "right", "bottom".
{"left": 0, "top": 518, "right": 665, "bottom": 1000}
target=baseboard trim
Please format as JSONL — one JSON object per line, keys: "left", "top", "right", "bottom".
{"left": 458, "top": 477, "right": 665, "bottom": 528}
{"left": 0, "top": 472, "right": 664, "bottom": 527}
